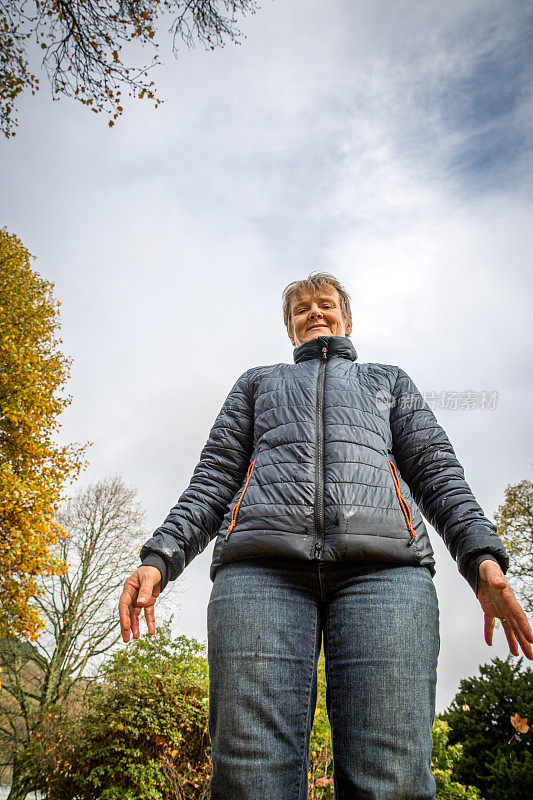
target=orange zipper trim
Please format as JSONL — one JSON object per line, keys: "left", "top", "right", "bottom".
{"left": 387, "top": 460, "right": 417, "bottom": 542}
{"left": 226, "top": 458, "right": 256, "bottom": 538}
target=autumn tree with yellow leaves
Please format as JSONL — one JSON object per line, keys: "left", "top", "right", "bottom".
{"left": 0, "top": 0, "right": 258, "bottom": 137}
{"left": 0, "top": 227, "right": 87, "bottom": 640}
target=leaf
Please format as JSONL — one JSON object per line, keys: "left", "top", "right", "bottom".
{"left": 508, "top": 713, "right": 529, "bottom": 742}
{"left": 510, "top": 713, "right": 529, "bottom": 734}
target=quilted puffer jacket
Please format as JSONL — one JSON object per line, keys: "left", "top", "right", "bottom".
{"left": 140, "top": 335, "right": 508, "bottom": 595}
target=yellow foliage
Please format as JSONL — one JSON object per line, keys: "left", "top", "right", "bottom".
{"left": 0, "top": 228, "right": 89, "bottom": 640}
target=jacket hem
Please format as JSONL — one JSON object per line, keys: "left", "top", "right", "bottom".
{"left": 209, "top": 529, "right": 435, "bottom": 582}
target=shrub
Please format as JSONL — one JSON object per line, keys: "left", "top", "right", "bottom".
{"left": 432, "top": 718, "right": 483, "bottom": 799}
{"left": 27, "top": 619, "right": 211, "bottom": 799}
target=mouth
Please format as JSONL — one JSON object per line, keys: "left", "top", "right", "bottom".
{"left": 307, "top": 324, "right": 329, "bottom": 331}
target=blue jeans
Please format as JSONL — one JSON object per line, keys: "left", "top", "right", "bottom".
{"left": 207, "top": 558, "right": 440, "bottom": 800}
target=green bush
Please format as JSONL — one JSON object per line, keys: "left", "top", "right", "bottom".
{"left": 432, "top": 719, "right": 483, "bottom": 799}
{"left": 27, "top": 618, "right": 211, "bottom": 800}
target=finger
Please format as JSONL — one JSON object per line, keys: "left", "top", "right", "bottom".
{"left": 118, "top": 602, "right": 131, "bottom": 642}
{"left": 137, "top": 576, "right": 156, "bottom": 606}
{"left": 131, "top": 605, "right": 142, "bottom": 639}
{"left": 494, "top": 591, "right": 533, "bottom": 654}
{"left": 506, "top": 617, "right": 533, "bottom": 660}
{"left": 119, "top": 615, "right": 131, "bottom": 643}
{"left": 118, "top": 585, "right": 137, "bottom": 643}
{"left": 144, "top": 603, "right": 156, "bottom": 636}
{"left": 484, "top": 614, "right": 495, "bottom": 646}
{"left": 510, "top": 604, "right": 533, "bottom": 645}
{"left": 501, "top": 620, "right": 520, "bottom": 657}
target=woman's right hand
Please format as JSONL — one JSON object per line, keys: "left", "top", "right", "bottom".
{"left": 119, "top": 565, "right": 162, "bottom": 643}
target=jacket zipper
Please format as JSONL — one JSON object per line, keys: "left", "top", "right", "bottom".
{"left": 225, "top": 458, "right": 256, "bottom": 540}
{"left": 313, "top": 345, "right": 328, "bottom": 559}
{"left": 387, "top": 460, "right": 417, "bottom": 545}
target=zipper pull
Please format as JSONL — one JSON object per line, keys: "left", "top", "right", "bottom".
{"left": 322, "top": 346, "right": 327, "bottom": 360}
{"left": 225, "top": 514, "right": 237, "bottom": 540}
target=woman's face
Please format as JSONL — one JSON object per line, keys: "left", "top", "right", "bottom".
{"left": 288, "top": 287, "right": 352, "bottom": 347}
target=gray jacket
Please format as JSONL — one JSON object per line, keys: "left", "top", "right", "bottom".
{"left": 140, "top": 336, "right": 508, "bottom": 595}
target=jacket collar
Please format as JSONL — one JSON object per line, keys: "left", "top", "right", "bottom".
{"left": 293, "top": 335, "right": 358, "bottom": 364}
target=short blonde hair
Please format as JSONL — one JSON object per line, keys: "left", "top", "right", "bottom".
{"left": 282, "top": 271, "right": 352, "bottom": 332}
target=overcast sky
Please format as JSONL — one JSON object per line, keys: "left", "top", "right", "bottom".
{"left": 1, "top": 0, "right": 532, "bottom": 712}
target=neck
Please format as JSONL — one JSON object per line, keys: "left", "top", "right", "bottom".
{"left": 293, "top": 335, "right": 357, "bottom": 363}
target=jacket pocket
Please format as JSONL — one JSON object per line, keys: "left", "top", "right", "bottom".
{"left": 387, "top": 460, "right": 417, "bottom": 545}
{"left": 225, "top": 458, "right": 256, "bottom": 540}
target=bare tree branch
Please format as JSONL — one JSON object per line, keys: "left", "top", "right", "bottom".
{"left": 1, "top": 0, "right": 259, "bottom": 135}
{"left": 1, "top": 473, "right": 177, "bottom": 794}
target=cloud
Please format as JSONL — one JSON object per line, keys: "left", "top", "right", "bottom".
{"left": 1, "top": 0, "right": 531, "bottom": 711}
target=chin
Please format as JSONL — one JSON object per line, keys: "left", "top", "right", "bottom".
{"left": 302, "top": 329, "right": 332, "bottom": 343}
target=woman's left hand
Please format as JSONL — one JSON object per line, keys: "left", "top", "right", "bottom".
{"left": 477, "top": 559, "right": 533, "bottom": 659}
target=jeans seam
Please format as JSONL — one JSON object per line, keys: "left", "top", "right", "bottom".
{"left": 296, "top": 606, "right": 319, "bottom": 800}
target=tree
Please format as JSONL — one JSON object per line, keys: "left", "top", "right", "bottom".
{"left": 441, "top": 656, "right": 532, "bottom": 800}
{"left": 25, "top": 620, "right": 211, "bottom": 800}
{"left": 0, "top": 227, "right": 87, "bottom": 641}
{"left": 0, "top": 0, "right": 259, "bottom": 137}
{"left": 0, "top": 475, "right": 167, "bottom": 800}
{"left": 495, "top": 479, "right": 533, "bottom": 615}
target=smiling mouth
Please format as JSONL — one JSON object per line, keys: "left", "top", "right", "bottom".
{"left": 308, "top": 324, "right": 328, "bottom": 330}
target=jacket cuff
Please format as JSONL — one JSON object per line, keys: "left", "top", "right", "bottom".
{"left": 464, "top": 553, "right": 503, "bottom": 596}
{"left": 140, "top": 553, "right": 169, "bottom": 593}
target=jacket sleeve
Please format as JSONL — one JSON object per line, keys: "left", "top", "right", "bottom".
{"left": 139, "top": 369, "right": 255, "bottom": 591}
{"left": 390, "top": 367, "right": 509, "bottom": 594}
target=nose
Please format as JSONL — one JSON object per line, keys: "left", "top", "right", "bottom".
{"left": 309, "top": 304, "right": 324, "bottom": 320}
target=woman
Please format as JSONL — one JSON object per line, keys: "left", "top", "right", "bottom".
{"left": 119, "top": 272, "right": 532, "bottom": 800}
